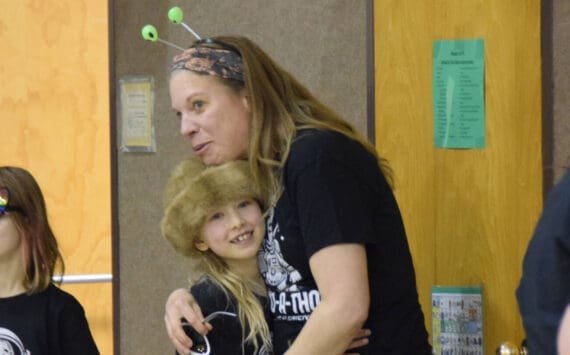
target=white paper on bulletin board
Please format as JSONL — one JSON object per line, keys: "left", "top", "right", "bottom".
{"left": 432, "top": 285, "right": 484, "bottom": 355}
{"left": 119, "top": 76, "right": 156, "bottom": 152}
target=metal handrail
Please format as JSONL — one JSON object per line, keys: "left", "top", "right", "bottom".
{"left": 52, "top": 273, "right": 113, "bottom": 284}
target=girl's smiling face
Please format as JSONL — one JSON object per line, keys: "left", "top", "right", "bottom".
{"left": 197, "top": 198, "right": 264, "bottom": 268}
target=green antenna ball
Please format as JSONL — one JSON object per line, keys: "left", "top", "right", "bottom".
{"left": 141, "top": 24, "right": 158, "bottom": 41}
{"left": 168, "top": 7, "right": 184, "bottom": 24}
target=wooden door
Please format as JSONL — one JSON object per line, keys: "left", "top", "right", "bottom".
{"left": 0, "top": 1, "right": 112, "bottom": 354}
{"left": 374, "top": 1, "right": 542, "bottom": 352}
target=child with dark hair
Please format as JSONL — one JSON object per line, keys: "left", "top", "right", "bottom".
{"left": 0, "top": 166, "right": 99, "bottom": 355}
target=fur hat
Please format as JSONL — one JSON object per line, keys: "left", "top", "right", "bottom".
{"left": 161, "top": 157, "right": 261, "bottom": 257}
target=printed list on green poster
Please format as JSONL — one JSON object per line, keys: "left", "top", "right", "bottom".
{"left": 433, "top": 39, "right": 485, "bottom": 149}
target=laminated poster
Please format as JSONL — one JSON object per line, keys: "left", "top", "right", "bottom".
{"left": 432, "top": 285, "right": 483, "bottom": 355}
{"left": 119, "top": 76, "right": 156, "bottom": 152}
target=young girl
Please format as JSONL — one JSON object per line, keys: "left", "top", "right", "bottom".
{"left": 161, "top": 157, "right": 272, "bottom": 355}
{"left": 0, "top": 166, "right": 99, "bottom": 355}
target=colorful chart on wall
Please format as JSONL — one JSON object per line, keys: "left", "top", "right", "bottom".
{"left": 432, "top": 285, "right": 484, "bottom": 355}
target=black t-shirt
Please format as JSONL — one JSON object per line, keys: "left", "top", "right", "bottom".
{"left": 186, "top": 277, "right": 273, "bottom": 355}
{"left": 259, "top": 129, "right": 431, "bottom": 354}
{"left": 516, "top": 169, "right": 570, "bottom": 355}
{"left": 0, "top": 283, "right": 99, "bottom": 355}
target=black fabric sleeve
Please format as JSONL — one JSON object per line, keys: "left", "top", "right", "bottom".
{"left": 286, "top": 131, "right": 386, "bottom": 258}
{"left": 190, "top": 279, "right": 235, "bottom": 316}
{"left": 55, "top": 291, "right": 100, "bottom": 355}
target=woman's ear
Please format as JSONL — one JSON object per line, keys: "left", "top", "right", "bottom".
{"left": 195, "top": 239, "right": 209, "bottom": 252}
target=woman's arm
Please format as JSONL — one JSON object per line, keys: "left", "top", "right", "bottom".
{"left": 285, "top": 243, "right": 370, "bottom": 355}
{"left": 164, "top": 288, "right": 211, "bottom": 354}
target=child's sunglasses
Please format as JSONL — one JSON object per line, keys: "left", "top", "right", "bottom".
{"left": 0, "top": 187, "right": 24, "bottom": 217}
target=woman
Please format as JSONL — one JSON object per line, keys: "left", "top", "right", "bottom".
{"left": 164, "top": 36, "right": 431, "bottom": 355}
{"left": 0, "top": 166, "right": 99, "bottom": 354}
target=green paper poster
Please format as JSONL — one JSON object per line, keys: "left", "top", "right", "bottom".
{"left": 433, "top": 39, "right": 485, "bottom": 149}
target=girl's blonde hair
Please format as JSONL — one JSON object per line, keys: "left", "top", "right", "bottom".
{"left": 200, "top": 257, "right": 271, "bottom": 353}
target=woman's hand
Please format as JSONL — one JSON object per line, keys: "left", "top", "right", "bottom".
{"left": 343, "top": 327, "right": 371, "bottom": 354}
{"left": 164, "top": 288, "right": 211, "bottom": 354}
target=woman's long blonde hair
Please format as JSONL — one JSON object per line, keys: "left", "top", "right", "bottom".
{"left": 200, "top": 35, "right": 392, "bottom": 207}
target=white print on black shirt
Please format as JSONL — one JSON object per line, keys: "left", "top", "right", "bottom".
{"left": 268, "top": 289, "right": 321, "bottom": 321}
{"left": 259, "top": 209, "right": 302, "bottom": 291}
{"left": 0, "top": 328, "right": 31, "bottom": 355}
{"left": 259, "top": 209, "right": 321, "bottom": 321}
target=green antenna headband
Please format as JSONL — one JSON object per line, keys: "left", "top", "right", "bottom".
{"left": 141, "top": 6, "right": 201, "bottom": 50}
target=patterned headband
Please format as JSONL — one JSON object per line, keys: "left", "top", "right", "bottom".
{"left": 171, "top": 46, "right": 244, "bottom": 82}
{"left": 141, "top": 7, "right": 244, "bottom": 82}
